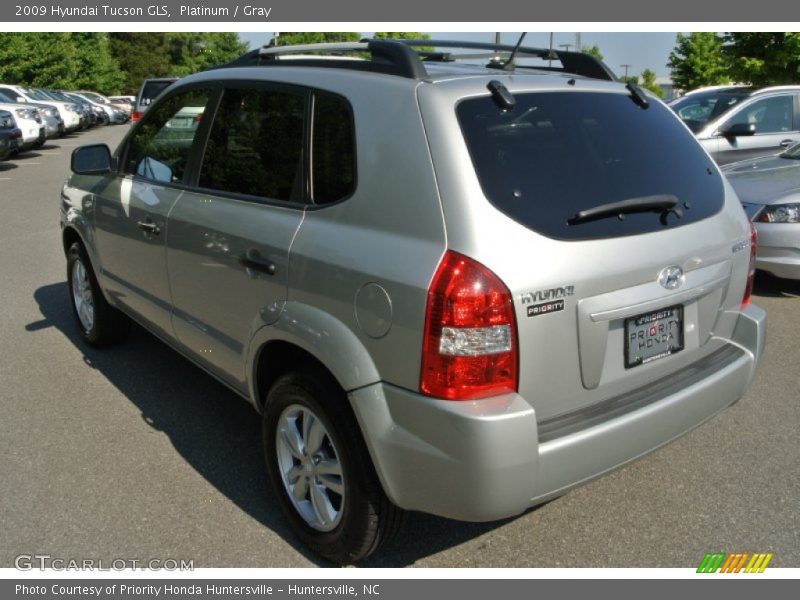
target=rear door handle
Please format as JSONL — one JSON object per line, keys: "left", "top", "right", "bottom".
{"left": 780, "top": 139, "right": 795, "bottom": 147}
{"left": 240, "top": 249, "right": 276, "bottom": 275}
{"left": 137, "top": 219, "right": 160, "bottom": 235}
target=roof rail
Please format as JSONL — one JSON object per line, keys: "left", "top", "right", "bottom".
{"left": 214, "top": 38, "right": 617, "bottom": 82}
{"left": 216, "top": 40, "right": 428, "bottom": 80}
{"left": 396, "top": 39, "right": 617, "bottom": 81}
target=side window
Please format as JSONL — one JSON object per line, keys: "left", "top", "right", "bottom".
{"left": 312, "top": 93, "right": 356, "bottom": 204}
{"left": 199, "top": 87, "right": 305, "bottom": 202}
{"left": 727, "top": 96, "right": 794, "bottom": 134}
{"left": 124, "top": 88, "right": 211, "bottom": 183}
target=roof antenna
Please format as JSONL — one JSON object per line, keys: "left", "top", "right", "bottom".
{"left": 487, "top": 32, "right": 527, "bottom": 70}
{"left": 503, "top": 32, "right": 527, "bottom": 70}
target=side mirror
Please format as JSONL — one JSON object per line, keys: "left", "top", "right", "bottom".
{"left": 720, "top": 122, "right": 757, "bottom": 137}
{"left": 71, "top": 144, "right": 113, "bottom": 175}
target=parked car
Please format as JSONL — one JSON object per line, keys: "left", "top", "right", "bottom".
{"left": 0, "top": 102, "right": 44, "bottom": 150}
{"left": 61, "top": 39, "right": 765, "bottom": 564}
{"left": 108, "top": 95, "right": 135, "bottom": 116}
{"left": 42, "top": 90, "right": 94, "bottom": 129}
{"left": 724, "top": 143, "right": 800, "bottom": 279}
{"left": 0, "top": 84, "right": 81, "bottom": 133}
{"left": 669, "top": 85, "right": 800, "bottom": 165}
{"left": 0, "top": 109, "right": 21, "bottom": 160}
{"left": 132, "top": 77, "right": 177, "bottom": 121}
{"left": 0, "top": 89, "right": 63, "bottom": 138}
{"left": 68, "top": 91, "right": 127, "bottom": 125}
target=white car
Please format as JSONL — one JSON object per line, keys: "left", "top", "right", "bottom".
{"left": 0, "top": 84, "right": 81, "bottom": 133}
{"left": 0, "top": 102, "right": 44, "bottom": 150}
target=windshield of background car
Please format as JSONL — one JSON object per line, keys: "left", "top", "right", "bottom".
{"left": 457, "top": 91, "right": 725, "bottom": 240}
{"left": 138, "top": 81, "right": 175, "bottom": 108}
{"left": 669, "top": 91, "right": 749, "bottom": 132}
{"left": 21, "top": 87, "right": 53, "bottom": 102}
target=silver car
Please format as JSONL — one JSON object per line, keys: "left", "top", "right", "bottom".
{"left": 60, "top": 39, "right": 765, "bottom": 563}
{"left": 724, "top": 143, "right": 800, "bottom": 279}
{"left": 670, "top": 85, "right": 800, "bottom": 165}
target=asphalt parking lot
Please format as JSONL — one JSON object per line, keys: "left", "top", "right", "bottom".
{"left": 0, "top": 125, "right": 798, "bottom": 569}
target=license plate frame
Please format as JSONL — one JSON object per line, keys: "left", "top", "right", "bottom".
{"left": 624, "top": 305, "right": 684, "bottom": 369}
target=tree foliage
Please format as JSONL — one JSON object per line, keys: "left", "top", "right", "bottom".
{"left": 724, "top": 32, "right": 800, "bottom": 86}
{"left": 0, "top": 33, "right": 125, "bottom": 92}
{"left": 581, "top": 44, "right": 603, "bottom": 61}
{"left": 667, "top": 32, "right": 731, "bottom": 92}
{"left": 274, "top": 32, "right": 361, "bottom": 45}
{"left": 640, "top": 69, "right": 664, "bottom": 98}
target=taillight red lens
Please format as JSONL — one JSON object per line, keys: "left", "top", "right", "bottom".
{"left": 742, "top": 222, "right": 757, "bottom": 309}
{"left": 131, "top": 111, "right": 142, "bottom": 122}
{"left": 420, "top": 251, "right": 518, "bottom": 400}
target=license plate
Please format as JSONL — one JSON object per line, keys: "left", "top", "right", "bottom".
{"left": 624, "top": 305, "right": 684, "bottom": 368}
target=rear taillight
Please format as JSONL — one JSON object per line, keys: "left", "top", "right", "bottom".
{"left": 132, "top": 111, "right": 142, "bottom": 122}
{"left": 420, "top": 251, "right": 518, "bottom": 400}
{"left": 741, "top": 222, "right": 757, "bottom": 309}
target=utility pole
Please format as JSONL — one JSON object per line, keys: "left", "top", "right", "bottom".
{"left": 495, "top": 32, "right": 501, "bottom": 45}
{"left": 575, "top": 32, "right": 582, "bottom": 52}
{"left": 559, "top": 43, "right": 573, "bottom": 52}
{"left": 621, "top": 64, "right": 632, "bottom": 79}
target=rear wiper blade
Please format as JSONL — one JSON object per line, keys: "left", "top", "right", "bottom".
{"left": 568, "top": 194, "right": 680, "bottom": 225}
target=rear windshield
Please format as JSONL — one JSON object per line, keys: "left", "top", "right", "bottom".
{"left": 457, "top": 91, "right": 724, "bottom": 240}
{"left": 138, "top": 81, "right": 175, "bottom": 108}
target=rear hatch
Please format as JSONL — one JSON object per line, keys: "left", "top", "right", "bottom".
{"left": 419, "top": 80, "right": 752, "bottom": 422}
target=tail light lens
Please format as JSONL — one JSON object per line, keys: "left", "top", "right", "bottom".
{"left": 132, "top": 111, "right": 142, "bottom": 122}
{"left": 741, "top": 222, "right": 757, "bottom": 309}
{"left": 420, "top": 251, "right": 518, "bottom": 400}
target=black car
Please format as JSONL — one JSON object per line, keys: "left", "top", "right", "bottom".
{"left": 0, "top": 109, "right": 21, "bottom": 160}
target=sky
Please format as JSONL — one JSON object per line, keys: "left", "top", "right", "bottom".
{"left": 238, "top": 31, "right": 680, "bottom": 79}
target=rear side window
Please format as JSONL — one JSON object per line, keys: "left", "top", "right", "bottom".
{"left": 312, "top": 93, "right": 355, "bottom": 204}
{"left": 199, "top": 88, "right": 305, "bottom": 202}
{"left": 124, "top": 88, "right": 211, "bottom": 183}
{"left": 457, "top": 91, "right": 724, "bottom": 240}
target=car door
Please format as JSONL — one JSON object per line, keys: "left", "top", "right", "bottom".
{"left": 166, "top": 84, "right": 307, "bottom": 390}
{"left": 93, "top": 87, "right": 214, "bottom": 337}
{"left": 713, "top": 94, "right": 799, "bottom": 164}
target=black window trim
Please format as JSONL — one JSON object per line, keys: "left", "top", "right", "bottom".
{"left": 117, "top": 78, "right": 359, "bottom": 210}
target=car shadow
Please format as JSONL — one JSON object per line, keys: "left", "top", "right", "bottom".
{"left": 0, "top": 161, "right": 18, "bottom": 171}
{"left": 14, "top": 150, "right": 42, "bottom": 159}
{"left": 752, "top": 271, "right": 800, "bottom": 298}
{"left": 28, "top": 281, "right": 516, "bottom": 567}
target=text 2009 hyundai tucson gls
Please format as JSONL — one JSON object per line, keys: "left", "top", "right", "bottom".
{"left": 60, "top": 40, "right": 765, "bottom": 564}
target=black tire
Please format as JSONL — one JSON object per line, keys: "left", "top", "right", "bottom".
{"left": 263, "top": 369, "right": 404, "bottom": 564}
{"left": 66, "top": 241, "right": 130, "bottom": 346}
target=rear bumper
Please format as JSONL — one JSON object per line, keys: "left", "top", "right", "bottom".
{"left": 349, "top": 305, "right": 766, "bottom": 522}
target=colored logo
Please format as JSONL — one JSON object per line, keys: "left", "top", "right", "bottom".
{"left": 697, "top": 552, "right": 773, "bottom": 573}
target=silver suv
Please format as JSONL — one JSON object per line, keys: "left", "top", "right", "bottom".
{"left": 60, "top": 40, "right": 766, "bottom": 564}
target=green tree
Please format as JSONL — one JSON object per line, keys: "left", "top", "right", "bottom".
{"left": 373, "top": 32, "right": 430, "bottom": 41}
{"left": 619, "top": 75, "right": 639, "bottom": 86}
{"left": 0, "top": 33, "right": 124, "bottom": 92}
{"left": 71, "top": 33, "right": 125, "bottom": 94}
{"left": 167, "top": 32, "right": 248, "bottom": 75}
{"left": 667, "top": 32, "right": 730, "bottom": 92}
{"left": 640, "top": 68, "right": 664, "bottom": 98}
{"left": 581, "top": 44, "right": 603, "bottom": 61}
{"left": 109, "top": 33, "right": 171, "bottom": 93}
{"left": 274, "top": 32, "right": 360, "bottom": 45}
{"left": 724, "top": 32, "right": 800, "bottom": 86}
